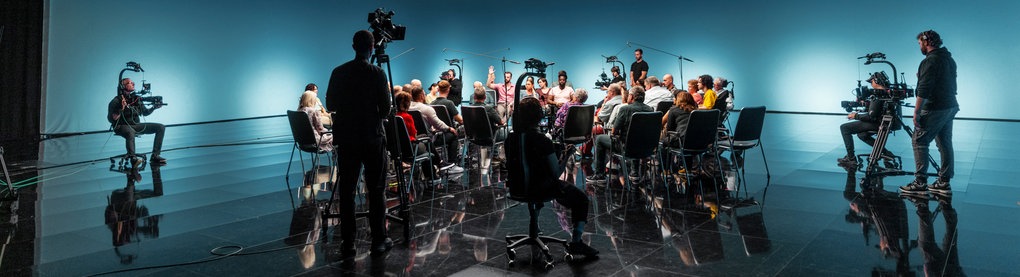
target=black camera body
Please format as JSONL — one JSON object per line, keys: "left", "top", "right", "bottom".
{"left": 368, "top": 8, "right": 406, "bottom": 46}
{"left": 132, "top": 82, "right": 167, "bottom": 106}
{"left": 594, "top": 72, "right": 612, "bottom": 88}
{"left": 524, "top": 58, "right": 548, "bottom": 74}
{"left": 842, "top": 70, "right": 913, "bottom": 112}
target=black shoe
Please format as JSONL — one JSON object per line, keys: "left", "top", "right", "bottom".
{"left": 880, "top": 154, "right": 900, "bottom": 169}
{"left": 566, "top": 242, "right": 599, "bottom": 256}
{"left": 370, "top": 238, "right": 393, "bottom": 256}
{"left": 130, "top": 156, "right": 145, "bottom": 168}
{"left": 150, "top": 155, "right": 167, "bottom": 165}
{"left": 585, "top": 173, "right": 606, "bottom": 183}
{"left": 928, "top": 179, "right": 952, "bottom": 194}
{"left": 933, "top": 193, "right": 953, "bottom": 206}
{"left": 837, "top": 155, "right": 858, "bottom": 167}
{"left": 899, "top": 180, "right": 928, "bottom": 194}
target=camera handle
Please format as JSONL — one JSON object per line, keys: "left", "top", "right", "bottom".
{"left": 863, "top": 102, "right": 940, "bottom": 179}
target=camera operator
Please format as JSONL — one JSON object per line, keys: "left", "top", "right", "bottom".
{"left": 900, "top": 30, "right": 959, "bottom": 195}
{"left": 838, "top": 79, "right": 898, "bottom": 167}
{"left": 108, "top": 78, "right": 166, "bottom": 165}
{"left": 599, "top": 66, "right": 626, "bottom": 91}
{"left": 441, "top": 69, "right": 463, "bottom": 106}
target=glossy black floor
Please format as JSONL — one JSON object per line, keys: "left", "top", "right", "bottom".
{"left": 2, "top": 113, "right": 1019, "bottom": 276}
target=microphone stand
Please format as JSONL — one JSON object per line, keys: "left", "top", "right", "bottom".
{"left": 628, "top": 41, "right": 694, "bottom": 82}
{"left": 449, "top": 48, "right": 518, "bottom": 122}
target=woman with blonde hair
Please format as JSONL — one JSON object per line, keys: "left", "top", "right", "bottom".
{"left": 298, "top": 91, "right": 333, "bottom": 150}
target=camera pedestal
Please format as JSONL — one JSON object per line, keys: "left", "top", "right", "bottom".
{"left": 863, "top": 110, "right": 939, "bottom": 179}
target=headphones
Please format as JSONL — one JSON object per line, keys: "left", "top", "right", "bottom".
{"left": 919, "top": 30, "right": 941, "bottom": 47}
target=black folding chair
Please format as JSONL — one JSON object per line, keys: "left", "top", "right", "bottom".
{"left": 557, "top": 105, "right": 595, "bottom": 180}
{"left": 655, "top": 101, "right": 674, "bottom": 113}
{"left": 285, "top": 110, "right": 333, "bottom": 209}
{"left": 664, "top": 110, "right": 722, "bottom": 204}
{"left": 611, "top": 111, "right": 663, "bottom": 190}
{"left": 717, "top": 106, "right": 769, "bottom": 203}
{"left": 461, "top": 106, "right": 506, "bottom": 181}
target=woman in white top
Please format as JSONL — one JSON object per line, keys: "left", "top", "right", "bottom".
{"left": 298, "top": 91, "right": 332, "bottom": 151}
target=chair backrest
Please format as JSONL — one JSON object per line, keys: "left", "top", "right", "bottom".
{"left": 656, "top": 101, "right": 674, "bottom": 113}
{"left": 681, "top": 110, "right": 721, "bottom": 152}
{"left": 407, "top": 110, "right": 431, "bottom": 137}
{"left": 622, "top": 111, "right": 663, "bottom": 159}
{"left": 431, "top": 104, "right": 454, "bottom": 127}
{"left": 732, "top": 106, "right": 766, "bottom": 142}
{"left": 505, "top": 132, "right": 551, "bottom": 202}
{"left": 287, "top": 110, "right": 320, "bottom": 153}
{"left": 383, "top": 115, "right": 416, "bottom": 160}
{"left": 561, "top": 104, "right": 595, "bottom": 144}
{"left": 461, "top": 106, "right": 495, "bottom": 146}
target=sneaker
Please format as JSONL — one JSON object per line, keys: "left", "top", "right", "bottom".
{"left": 130, "top": 156, "right": 144, "bottom": 168}
{"left": 837, "top": 155, "right": 858, "bottom": 167}
{"left": 585, "top": 173, "right": 606, "bottom": 183}
{"left": 899, "top": 179, "right": 928, "bottom": 194}
{"left": 446, "top": 165, "right": 465, "bottom": 174}
{"left": 566, "top": 242, "right": 599, "bottom": 256}
{"left": 880, "top": 154, "right": 900, "bottom": 169}
{"left": 933, "top": 193, "right": 953, "bottom": 206}
{"left": 928, "top": 179, "right": 952, "bottom": 194}
{"left": 150, "top": 155, "right": 167, "bottom": 165}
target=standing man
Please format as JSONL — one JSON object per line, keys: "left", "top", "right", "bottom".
{"left": 108, "top": 78, "right": 166, "bottom": 166}
{"left": 900, "top": 30, "right": 959, "bottom": 195}
{"left": 630, "top": 49, "right": 649, "bottom": 89}
{"left": 326, "top": 30, "right": 393, "bottom": 257}
{"left": 487, "top": 65, "right": 516, "bottom": 119}
{"left": 442, "top": 69, "right": 464, "bottom": 106}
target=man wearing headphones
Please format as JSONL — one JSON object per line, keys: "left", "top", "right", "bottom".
{"left": 108, "top": 78, "right": 166, "bottom": 165}
{"left": 900, "top": 30, "right": 959, "bottom": 195}
{"left": 837, "top": 75, "right": 899, "bottom": 167}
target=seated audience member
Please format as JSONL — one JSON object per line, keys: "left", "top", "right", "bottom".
{"left": 470, "top": 87, "right": 508, "bottom": 176}
{"left": 505, "top": 97, "right": 599, "bottom": 256}
{"left": 687, "top": 79, "right": 703, "bottom": 105}
{"left": 409, "top": 86, "right": 463, "bottom": 173}
{"left": 662, "top": 92, "right": 698, "bottom": 147}
{"left": 587, "top": 87, "right": 652, "bottom": 182}
{"left": 432, "top": 80, "right": 464, "bottom": 125}
{"left": 697, "top": 74, "right": 717, "bottom": 110}
{"left": 714, "top": 77, "right": 734, "bottom": 111}
{"left": 303, "top": 83, "right": 331, "bottom": 127}
{"left": 552, "top": 88, "right": 588, "bottom": 136}
{"left": 299, "top": 90, "right": 333, "bottom": 151}
{"left": 596, "top": 83, "right": 624, "bottom": 124}
{"left": 642, "top": 76, "right": 674, "bottom": 106}
{"left": 395, "top": 92, "right": 440, "bottom": 179}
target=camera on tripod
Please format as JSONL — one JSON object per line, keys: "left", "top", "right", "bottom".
{"left": 524, "top": 58, "right": 548, "bottom": 74}
{"left": 841, "top": 71, "right": 913, "bottom": 112}
{"left": 368, "top": 8, "right": 406, "bottom": 47}
{"left": 594, "top": 72, "right": 612, "bottom": 88}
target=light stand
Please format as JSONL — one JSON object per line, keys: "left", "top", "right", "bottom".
{"left": 628, "top": 41, "right": 694, "bottom": 82}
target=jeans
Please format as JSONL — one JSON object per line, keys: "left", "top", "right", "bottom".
{"left": 912, "top": 107, "right": 958, "bottom": 182}
{"left": 839, "top": 120, "right": 892, "bottom": 157}
{"left": 336, "top": 137, "right": 388, "bottom": 243}
{"left": 113, "top": 123, "right": 165, "bottom": 158}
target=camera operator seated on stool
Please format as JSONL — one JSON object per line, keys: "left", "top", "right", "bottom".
{"left": 838, "top": 78, "right": 900, "bottom": 167}
{"left": 108, "top": 78, "right": 166, "bottom": 165}
{"left": 505, "top": 97, "right": 598, "bottom": 256}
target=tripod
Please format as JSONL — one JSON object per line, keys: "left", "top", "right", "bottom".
{"left": 864, "top": 100, "right": 939, "bottom": 179}
{"left": 1, "top": 146, "right": 15, "bottom": 200}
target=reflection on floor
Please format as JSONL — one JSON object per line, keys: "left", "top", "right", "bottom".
{"left": 2, "top": 113, "right": 1019, "bottom": 276}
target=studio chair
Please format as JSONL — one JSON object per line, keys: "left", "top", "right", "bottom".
{"left": 461, "top": 106, "right": 506, "bottom": 185}
{"left": 505, "top": 132, "right": 568, "bottom": 269}
{"left": 716, "top": 106, "right": 769, "bottom": 204}
{"left": 610, "top": 112, "right": 663, "bottom": 191}
{"left": 407, "top": 111, "right": 444, "bottom": 166}
{"left": 557, "top": 105, "right": 595, "bottom": 178}
{"left": 664, "top": 110, "right": 722, "bottom": 204}
{"left": 285, "top": 110, "right": 333, "bottom": 209}
{"left": 385, "top": 115, "right": 436, "bottom": 194}
{"left": 655, "top": 101, "right": 673, "bottom": 113}
{"left": 432, "top": 104, "right": 466, "bottom": 164}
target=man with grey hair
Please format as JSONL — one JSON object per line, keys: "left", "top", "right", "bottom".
{"left": 642, "top": 76, "right": 673, "bottom": 106}
{"left": 597, "top": 83, "right": 624, "bottom": 124}
{"left": 713, "top": 77, "right": 733, "bottom": 111}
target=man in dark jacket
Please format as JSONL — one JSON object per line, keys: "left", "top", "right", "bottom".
{"left": 900, "top": 30, "right": 959, "bottom": 195}
{"left": 838, "top": 79, "right": 900, "bottom": 167}
{"left": 326, "top": 30, "right": 393, "bottom": 257}
{"left": 108, "top": 78, "right": 166, "bottom": 165}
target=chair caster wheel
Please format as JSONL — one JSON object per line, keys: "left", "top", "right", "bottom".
{"left": 564, "top": 253, "right": 574, "bottom": 261}
{"left": 507, "top": 260, "right": 516, "bottom": 267}
{"left": 544, "top": 260, "right": 555, "bottom": 269}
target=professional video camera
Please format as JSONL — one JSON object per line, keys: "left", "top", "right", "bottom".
{"left": 132, "top": 82, "right": 166, "bottom": 106}
{"left": 594, "top": 72, "right": 612, "bottom": 88}
{"left": 368, "top": 8, "right": 406, "bottom": 48}
{"left": 524, "top": 58, "right": 548, "bottom": 74}
{"left": 841, "top": 52, "right": 916, "bottom": 112}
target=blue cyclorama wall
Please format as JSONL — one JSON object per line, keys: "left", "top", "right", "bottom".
{"left": 44, "top": 0, "right": 1020, "bottom": 133}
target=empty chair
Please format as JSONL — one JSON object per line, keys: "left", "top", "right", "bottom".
{"left": 717, "top": 106, "right": 769, "bottom": 201}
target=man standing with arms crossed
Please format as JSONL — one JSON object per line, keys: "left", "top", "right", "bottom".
{"left": 900, "top": 30, "right": 959, "bottom": 195}
{"left": 327, "top": 30, "right": 393, "bottom": 257}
